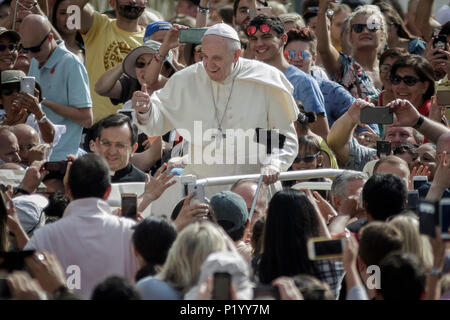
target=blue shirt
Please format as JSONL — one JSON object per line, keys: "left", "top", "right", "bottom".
{"left": 28, "top": 41, "right": 92, "bottom": 161}
{"left": 284, "top": 65, "right": 325, "bottom": 114}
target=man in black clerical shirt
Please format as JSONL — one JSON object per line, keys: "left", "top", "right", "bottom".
{"left": 95, "top": 113, "right": 146, "bottom": 183}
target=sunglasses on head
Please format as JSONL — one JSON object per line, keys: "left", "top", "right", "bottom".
{"left": 390, "top": 74, "right": 422, "bottom": 86}
{"left": 1, "top": 84, "right": 20, "bottom": 96}
{"left": 351, "top": 23, "right": 379, "bottom": 33}
{"left": 293, "top": 152, "right": 320, "bottom": 163}
{"left": 246, "top": 24, "right": 271, "bottom": 36}
{"left": 20, "top": 32, "right": 50, "bottom": 53}
{"left": 284, "top": 50, "right": 310, "bottom": 61}
{"left": 0, "top": 43, "right": 18, "bottom": 52}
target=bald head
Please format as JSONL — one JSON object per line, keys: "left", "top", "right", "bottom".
{"left": 19, "top": 14, "right": 56, "bottom": 67}
{"left": 0, "top": 163, "right": 25, "bottom": 170}
{"left": 437, "top": 132, "right": 450, "bottom": 154}
{"left": 0, "top": 126, "right": 20, "bottom": 163}
{"left": 12, "top": 124, "right": 39, "bottom": 166}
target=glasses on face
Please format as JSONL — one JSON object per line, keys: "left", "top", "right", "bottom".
{"left": 20, "top": 32, "right": 50, "bottom": 53}
{"left": 293, "top": 152, "right": 320, "bottom": 164}
{"left": 99, "top": 140, "right": 131, "bottom": 150}
{"left": 0, "top": 43, "right": 18, "bottom": 52}
{"left": 1, "top": 84, "right": 20, "bottom": 96}
{"left": 284, "top": 50, "right": 311, "bottom": 61}
{"left": 380, "top": 64, "right": 391, "bottom": 73}
{"left": 351, "top": 23, "right": 379, "bottom": 33}
{"left": 135, "top": 58, "right": 152, "bottom": 69}
{"left": 246, "top": 24, "right": 271, "bottom": 36}
{"left": 390, "top": 74, "right": 422, "bottom": 86}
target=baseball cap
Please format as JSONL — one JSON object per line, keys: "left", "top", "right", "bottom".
{"left": 1, "top": 69, "right": 26, "bottom": 85}
{"left": 144, "top": 21, "right": 172, "bottom": 42}
{"left": 122, "top": 40, "right": 178, "bottom": 80}
{"left": 13, "top": 194, "right": 48, "bottom": 234}
{"left": 0, "top": 26, "right": 20, "bottom": 43}
{"left": 210, "top": 191, "right": 248, "bottom": 234}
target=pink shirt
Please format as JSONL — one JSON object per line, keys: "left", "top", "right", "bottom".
{"left": 25, "top": 198, "right": 139, "bottom": 299}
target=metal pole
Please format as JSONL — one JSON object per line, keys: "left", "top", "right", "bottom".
{"left": 12, "top": 0, "right": 19, "bottom": 31}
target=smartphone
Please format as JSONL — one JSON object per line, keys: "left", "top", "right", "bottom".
{"left": 20, "top": 76, "right": 35, "bottom": 95}
{"left": 407, "top": 190, "right": 420, "bottom": 211}
{"left": 440, "top": 199, "right": 450, "bottom": 240}
{"left": 433, "top": 35, "right": 447, "bottom": 50}
{"left": 121, "top": 193, "right": 137, "bottom": 220}
{"left": 376, "top": 140, "right": 391, "bottom": 158}
{"left": 180, "top": 175, "right": 196, "bottom": 198}
{"left": 413, "top": 176, "right": 428, "bottom": 190}
{"left": 212, "top": 272, "right": 231, "bottom": 300}
{"left": 307, "top": 237, "right": 344, "bottom": 260}
{"left": 253, "top": 284, "right": 280, "bottom": 300}
{"left": 0, "top": 250, "right": 35, "bottom": 272}
{"left": 44, "top": 161, "right": 69, "bottom": 176}
{"left": 360, "top": 106, "right": 393, "bottom": 125}
{"left": 254, "top": 128, "right": 286, "bottom": 153}
{"left": 0, "top": 277, "right": 11, "bottom": 299}
{"left": 0, "top": 190, "right": 7, "bottom": 224}
{"left": 179, "top": 28, "right": 208, "bottom": 44}
{"left": 187, "top": 183, "right": 206, "bottom": 206}
{"left": 419, "top": 200, "right": 439, "bottom": 237}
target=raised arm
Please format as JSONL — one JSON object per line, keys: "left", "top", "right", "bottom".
{"left": 69, "top": 0, "right": 94, "bottom": 34}
{"left": 317, "top": 0, "right": 341, "bottom": 77}
{"left": 94, "top": 63, "right": 124, "bottom": 100}
{"left": 195, "top": 0, "right": 209, "bottom": 27}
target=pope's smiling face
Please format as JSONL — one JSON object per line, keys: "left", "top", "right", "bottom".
{"left": 201, "top": 35, "right": 241, "bottom": 83}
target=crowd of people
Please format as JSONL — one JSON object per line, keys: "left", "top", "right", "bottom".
{"left": 0, "top": 0, "right": 449, "bottom": 301}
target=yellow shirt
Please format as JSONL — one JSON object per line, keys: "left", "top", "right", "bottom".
{"left": 81, "top": 12, "right": 144, "bottom": 121}
{"left": 318, "top": 136, "right": 339, "bottom": 169}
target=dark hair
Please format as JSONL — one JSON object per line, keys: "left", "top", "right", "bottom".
{"left": 98, "top": 113, "right": 138, "bottom": 145}
{"left": 132, "top": 217, "right": 177, "bottom": 281}
{"left": 376, "top": 2, "right": 412, "bottom": 40}
{"left": 301, "top": 0, "right": 319, "bottom": 15}
{"left": 91, "top": 276, "right": 141, "bottom": 300}
{"left": 373, "top": 0, "right": 405, "bottom": 20}
{"left": 82, "top": 119, "right": 102, "bottom": 152}
{"left": 298, "top": 135, "right": 321, "bottom": 155}
{"left": 390, "top": 55, "right": 436, "bottom": 102}
{"left": 51, "top": 0, "right": 85, "bottom": 50}
{"left": 285, "top": 27, "right": 317, "bottom": 56}
{"left": 44, "top": 192, "right": 70, "bottom": 222}
{"left": 219, "top": 6, "right": 234, "bottom": 25}
{"left": 379, "top": 47, "right": 409, "bottom": 67}
{"left": 362, "top": 173, "right": 407, "bottom": 221}
{"left": 257, "top": 189, "right": 320, "bottom": 284}
{"left": 378, "top": 252, "right": 426, "bottom": 300}
{"left": 393, "top": 141, "right": 418, "bottom": 156}
{"left": 439, "top": 22, "right": 450, "bottom": 37}
{"left": 358, "top": 222, "right": 403, "bottom": 267}
{"left": 292, "top": 274, "right": 335, "bottom": 300}
{"left": 247, "top": 14, "right": 285, "bottom": 36}
{"left": 68, "top": 154, "right": 111, "bottom": 200}
{"left": 296, "top": 104, "right": 316, "bottom": 134}
{"left": 251, "top": 215, "right": 265, "bottom": 256}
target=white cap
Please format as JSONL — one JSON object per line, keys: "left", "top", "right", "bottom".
{"left": 204, "top": 23, "right": 240, "bottom": 42}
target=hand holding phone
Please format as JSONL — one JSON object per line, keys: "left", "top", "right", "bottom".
{"left": 178, "top": 28, "right": 208, "bottom": 44}
{"left": 307, "top": 237, "right": 344, "bottom": 260}
{"left": 121, "top": 193, "right": 137, "bottom": 220}
{"left": 212, "top": 272, "right": 231, "bottom": 300}
{"left": 20, "top": 76, "right": 35, "bottom": 95}
{"left": 187, "top": 183, "right": 206, "bottom": 206}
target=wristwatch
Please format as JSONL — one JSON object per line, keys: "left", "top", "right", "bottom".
{"left": 413, "top": 115, "right": 425, "bottom": 130}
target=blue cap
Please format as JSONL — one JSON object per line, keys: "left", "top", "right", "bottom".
{"left": 144, "top": 21, "right": 172, "bottom": 42}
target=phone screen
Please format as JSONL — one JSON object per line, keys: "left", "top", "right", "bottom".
{"left": 313, "top": 239, "right": 343, "bottom": 257}
{"left": 360, "top": 107, "right": 393, "bottom": 125}
{"left": 0, "top": 250, "right": 35, "bottom": 272}
{"left": 413, "top": 177, "right": 428, "bottom": 190}
{"left": 253, "top": 285, "right": 280, "bottom": 300}
{"left": 121, "top": 194, "right": 137, "bottom": 219}
{"left": 440, "top": 200, "right": 450, "bottom": 239}
{"left": 0, "top": 190, "right": 7, "bottom": 223}
{"left": 212, "top": 272, "right": 231, "bottom": 300}
{"left": 419, "top": 200, "right": 438, "bottom": 237}
{"left": 376, "top": 140, "right": 391, "bottom": 158}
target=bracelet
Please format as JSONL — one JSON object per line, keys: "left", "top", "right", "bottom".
{"left": 153, "top": 51, "right": 166, "bottom": 64}
{"left": 13, "top": 187, "right": 30, "bottom": 195}
{"left": 413, "top": 115, "right": 425, "bottom": 130}
{"left": 198, "top": 6, "right": 210, "bottom": 14}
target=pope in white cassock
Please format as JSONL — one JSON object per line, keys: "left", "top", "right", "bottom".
{"left": 132, "top": 23, "right": 299, "bottom": 202}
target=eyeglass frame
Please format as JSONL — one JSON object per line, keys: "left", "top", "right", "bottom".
{"left": 351, "top": 23, "right": 380, "bottom": 34}
{"left": 390, "top": 74, "right": 423, "bottom": 87}
{"left": 20, "top": 32, "right": 51, "bottom": 53}
{"left": 293, "top": 152, "right": 321, "bottom": 164}
{"left": 98, "top": 139, "right": 132, "bottom": 150}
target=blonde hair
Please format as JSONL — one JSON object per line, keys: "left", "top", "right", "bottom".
{"left": 156, "top": 222, "right": 229, "bottom": 294}
{"left": 388, "top": 213, "right": 433, "bottom": 271}
{"left": 348, "top": 5, "right": 387, "bottom": 52}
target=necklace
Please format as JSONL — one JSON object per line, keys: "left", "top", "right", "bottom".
{"left": 209, "top": 76, "right": 236, "bottom": 148}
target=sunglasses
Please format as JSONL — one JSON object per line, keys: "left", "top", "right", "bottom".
{"left": 20, "top": 32, "right": 50, "bottom": 53}
{"left": 293, "top": 152, "right": 320, "bottom": 163}
{"left": 135, "top": 59, "right": 151, "bottom": 69}
{"left": 284, "top": 50, "right": 310, "bottom": 61}
{"left": 1, "top": 84, "right": 20, "bottom": 96}
{"left": 351, "top": 23, "right": 379, "bottom": 33}
{"left": 0, "top": 43, "right": 18, "bottom": 52}
{"left": 390, "top": 74, "right": 422, "bottom": 86}
{"left": 246, "top": 24, "right": 271, "bottom": 36}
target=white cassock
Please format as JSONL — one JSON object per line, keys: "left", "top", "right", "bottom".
{"left": 135, "top": 58, "right": 299, "bottom": 211}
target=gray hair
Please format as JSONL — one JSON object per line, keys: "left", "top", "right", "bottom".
{"left": 330, "top": 170, "right": 369, "bottom": 200}
{"left": 226, "top": 38, "right": 241, "bottom": 53}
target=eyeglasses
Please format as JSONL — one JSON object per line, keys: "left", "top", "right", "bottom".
{"left": 246, "top": 24, "right": 271, "bottom": 36}
{"left": 293, "top": 152, "right": 320, "bottom": 163}
{"left": 390, "top": 74, "right": 422, "bottom": 86}
{"left": 0, "top": 43, "right": 18, "bottom": 52}
{"left": 20, "top": 32, "right": 50, "bottom": 53}
{"left": 99, "top": 140, "right": 131, "bottom": 150}
{"left": 351, "top": 23, "right": 379, "bottom": 33}
{"left": 284, "top": 50, "right": 310, "bottom": 61}
{"left": 380, "top": 64, "right": 391, "bottom": 73}
{"left": 135, "top": 59, "right": 152, "bottom": 69}
{"left": 1, "top": 84, "right": 20, "bottom": 96}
